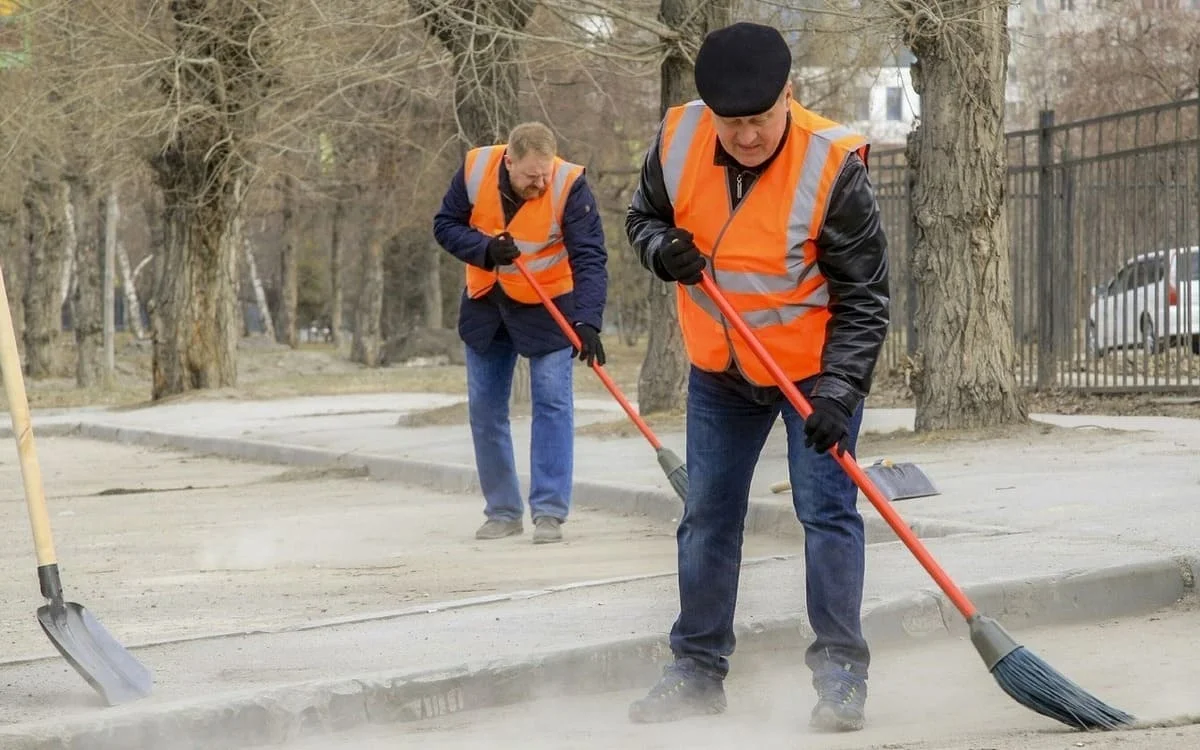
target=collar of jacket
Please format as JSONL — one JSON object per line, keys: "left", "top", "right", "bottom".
{"left": 711, "top": 111, "right": 793, "bottom": 173}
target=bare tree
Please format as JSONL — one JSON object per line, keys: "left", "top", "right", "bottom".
{"left": 636, "top": 0, "right": 731, "bottom": 414}
{"left": 891, "top": 0, "right": 1027, "bottom": 429}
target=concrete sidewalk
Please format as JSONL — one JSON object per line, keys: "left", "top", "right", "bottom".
{"left": 0, "top": 392, "right": 1197, "bottom": 749}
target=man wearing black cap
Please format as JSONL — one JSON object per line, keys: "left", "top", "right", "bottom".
{"left": 624, "top": 21, "right": 889, "bottom": 732}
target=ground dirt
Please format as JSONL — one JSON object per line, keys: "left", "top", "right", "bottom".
{"left": 0, "top": 436, "right": 801, "bottom": 659}
{"left": 271, "top": 598, "right": 1200, "bottom": 750}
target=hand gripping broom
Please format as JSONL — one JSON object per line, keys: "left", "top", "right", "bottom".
{"left": 507, "top": 255, "right": 688, "bottom": 501}
{"left": 696, "top": 272, "right": 1133, "bottom": 731}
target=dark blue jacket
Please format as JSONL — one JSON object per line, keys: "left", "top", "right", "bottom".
{"left": 433, "top": 155, "right": 608, "bottom": 358}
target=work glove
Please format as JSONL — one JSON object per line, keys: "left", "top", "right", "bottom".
{"left": 656, "top": 228, "right": 706, "bottom": 285}
{"left": 803, "top": 397, "right": 852, "bottom": 456}
{"left": 573, "top": 323, "right": 606, "bottom": 367}
{"left": 486, "top": 232, "right": 520, "bottom": 267}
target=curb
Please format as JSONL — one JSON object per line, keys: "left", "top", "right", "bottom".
{"left": 36, "top": 421, "right": 1005, "bottom": 543}
{"left": 0, "top": 556, "right": 1190, "bottom": 750}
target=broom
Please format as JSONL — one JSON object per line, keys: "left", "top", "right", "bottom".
{"left": 508, "top": 255, "right": 688, "bottom": 501}
{"left": 696, "top": 272, "right": 1134, "bottom": 731}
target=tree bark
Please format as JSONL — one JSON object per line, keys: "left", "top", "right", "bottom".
{"left": 329, "top": 197, "right": 345, "bottom": 346}
{"left": 146, "top": 1, "right": 271, "bottom": 400}
{"left": 21, "top": 169, "right": 65, "bottom": 379}
{"left": 412, "top": 0, "right": 535, "bottom": 400}
{"left": 352, "top": 227, "right": 385, "bottom": 367}
{"left": 638, "top": 0, "right": 732, "bottom": 413}
{"left": 117, "top": 241, "right": 146, "bottom": 339}
{"left": 903, "top": 1, "right": 1027, "bottom": 431}
{"left": 244, "top": 237, "right": 276, "bottom": 340}
{"left": 103, "top": 183, "right": 117, "bottom": 375}
{"left": 70, "top": 177, "right": 105, "bottom": 388}
{"left": 423, "top": 241, "right": 444, "bottom": 329}
{"left": 277, "top": 174, "right": 299, "bottom": 347}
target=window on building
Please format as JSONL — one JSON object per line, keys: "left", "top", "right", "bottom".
{"left": 885, "top": 87, "right": 904, "bottom": 122}
{"left": 1059, "top": 0, "right": 1074, "bottom": 9}
{"left": 854, "top": 88, "right": 871, "bottom": 121}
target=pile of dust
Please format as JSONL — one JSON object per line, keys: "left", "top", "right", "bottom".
{"left": 396, "top": 401, "right": 533, "bottom": 427}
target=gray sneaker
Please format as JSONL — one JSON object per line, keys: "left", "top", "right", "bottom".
{"left": 475, "top": 519, "right": 523, "bottom": 540}
{"left": 532, "top": 516, "right": 563, "bottom": 544}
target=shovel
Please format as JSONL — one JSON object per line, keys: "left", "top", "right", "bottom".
{"left": 769, "top": 458, "right": 939, "bottom": 501}
{"left": 0, "top": 265, "right": 153, "bottom": 706}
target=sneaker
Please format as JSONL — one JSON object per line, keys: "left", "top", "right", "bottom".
{"left": 532, "top": 516, "right": 563, "bottom": 544}
{"left": 628, "top": 660, "right": 726, "bottom": 723}
{"left": 475, "top": 519, "right": 523, "bottom": 540}
{"left": 810, "top": 665, "right": 867, "bottom": 732}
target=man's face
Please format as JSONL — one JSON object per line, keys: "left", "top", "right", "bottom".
{"left": 711, "top": 84, "right": 791, "bottom": 168}
{"left": 505, "top": 152, "right": 555, "bottom": 200}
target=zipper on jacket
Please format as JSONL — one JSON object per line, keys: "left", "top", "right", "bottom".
{"left": 711, "top": 166, "right": 762, "bottom": 373}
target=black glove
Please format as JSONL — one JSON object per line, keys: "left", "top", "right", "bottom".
{"left": 656, "top": 228, "right": 706, "bottom": 285}
{"left": 486, "top": 232, "right": 520, "bottom": 267}
{"left": 803, "top": 397, "right": 852, "bottom": 455}
{"left": 573, "top": 323, "right": 606, "bottom": 367}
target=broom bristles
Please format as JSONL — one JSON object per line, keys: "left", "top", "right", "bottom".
{"left": 667, "top": 465, "right": 688, "bottom": 502}
{"left": 990, "top": 645, "right": 1135, "bottom": 731}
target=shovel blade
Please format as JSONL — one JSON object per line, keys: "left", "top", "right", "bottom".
{"left": 37, "top": 601, "right": 153, "bottom": 706}
{"left": 862, "top": 460, "right": 939, "bottom": 501}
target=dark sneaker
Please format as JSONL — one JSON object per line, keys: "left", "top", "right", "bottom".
{"left": 475, "top": 519, "right": 523, "bottom": 540}
{"left": 532, "top": 516, "right": 563, "bottom": 544}
{"left": 628, "top": 661, "right": 726, "bottom": 723}
{"left": 810, "top": 665, "right": 867, "bottom": 732}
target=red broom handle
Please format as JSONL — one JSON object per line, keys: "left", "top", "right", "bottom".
{"left": 508, "top": 257, "right": 664, "bottom": 451}
{"left": 696, "top": 272, "right": 978, "bottom": 620}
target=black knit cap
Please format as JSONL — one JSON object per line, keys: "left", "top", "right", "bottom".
{"left": 694, "top": 22, "right": 792, "bottom": 117}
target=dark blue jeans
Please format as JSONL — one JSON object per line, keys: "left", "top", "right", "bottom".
{"left": 465, "top": 335, "right": 574, "bottom": 523}
{"left": 670, "top": 367, "right": 869, "bottom": 680}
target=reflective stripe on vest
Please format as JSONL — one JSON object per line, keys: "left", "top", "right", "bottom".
{"left": 462, "top": 145, "right": 583, "bottom": 304}
{"left": 659, "top": 99, "right": 869, "bottom": 385}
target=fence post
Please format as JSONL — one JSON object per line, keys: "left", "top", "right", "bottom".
{"left": 1036, "top": 109, "right": 1056, "bottom": 389}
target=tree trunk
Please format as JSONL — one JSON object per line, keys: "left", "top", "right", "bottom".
{"left": 904, "top": 2, "right": 1027, "bottom": 431}
{"left": 638, "top": 0, "right": 733, "bottom": 413}
{"left": 423, "top": 241, "right": 444, "bottom": 329}
{"left": 352, "top": 230, "right": 385, "bottom": 367}
{"left": 103, "top": 183, "right": 117, "bottom": 375}
{"left": 329, "top": 198, "right": 345, "bottom": 346}
{"left": 117, "top": 241, "right": 146, "bottom": 339}
{"left": 277, "top": 175, "right": 299, "bottom": 347}
{"left": 244, "top": 238, "right": 276, "bottom": 340}
{"left": 21, "top": 170, "right": 65, "bottom": 379}
{"left": 149, "top": 171, "right": 242, "bottom": 399}
{"left": 146, "top": 0, "right": 270, "bottom": 400}
{"left": 413, "top": 0, "right": 536, "bottom": 401}
{"left": 71, "top": 178, "right": 105, "bottom": 388}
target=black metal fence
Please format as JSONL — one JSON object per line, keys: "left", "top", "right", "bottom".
{"left": 873, "top": 97, "right": 1200, "bottom": 392}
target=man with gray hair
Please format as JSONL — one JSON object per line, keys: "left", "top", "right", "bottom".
{"left": 433, "top": 122, "right": 609, "bottom": 544}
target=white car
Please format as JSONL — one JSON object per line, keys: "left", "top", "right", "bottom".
{"left": 1087, "top": 246, "right": 1200, "bottom": 356}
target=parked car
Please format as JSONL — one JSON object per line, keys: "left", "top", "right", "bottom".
{"left": 1087, "top": 246, "right": 1200, "bottom": 356}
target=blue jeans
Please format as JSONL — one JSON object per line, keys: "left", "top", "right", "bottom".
{"left": 465, "top": 335, "right": 575, "bottom": 522}
{"left": 670, "top": 367, "right": 869, "bottom": 680}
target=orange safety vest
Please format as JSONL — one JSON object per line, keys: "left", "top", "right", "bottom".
{"left": 462, "top": 145, "right": 585, "bottom": 305}
{"left": 659, "top": 99, "right": 870, "bottom": 387}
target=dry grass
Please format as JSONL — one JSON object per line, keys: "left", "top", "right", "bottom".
{"left": 6, "top": 333, "right": 652, "bottom": 412}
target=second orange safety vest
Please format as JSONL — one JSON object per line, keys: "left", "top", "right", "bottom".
{"left": 658, "top": 99, "right": 870, "bottom": 386}
{"left": 462, "top": 145, "right": 584, "bottom": 305}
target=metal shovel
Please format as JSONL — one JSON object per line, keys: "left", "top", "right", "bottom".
{"left": 770, "top": 458, "right": 939, "bottom": 501}
{"left": 0, "top": 265, "right": 153, "bottom": 706}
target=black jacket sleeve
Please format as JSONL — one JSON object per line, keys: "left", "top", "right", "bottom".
{"left": 810, "top": 153, "right": 891, "bottom": 415}
{"left": 624, "top": 121, "right": 677, "bottom": 283}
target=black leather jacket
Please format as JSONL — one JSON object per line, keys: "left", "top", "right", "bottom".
{"left": 625, "top": 121, "right": 890, "bottom": 416}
